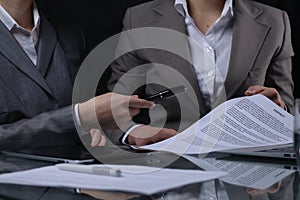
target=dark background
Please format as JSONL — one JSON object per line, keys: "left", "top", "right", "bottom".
{"left": 36, "top": 0, "right": 299, "bottom": 98}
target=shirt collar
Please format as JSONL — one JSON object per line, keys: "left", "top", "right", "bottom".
{"left": 222, "top": 0, "right": 234, "bottom": 18}
{"left": 175, "top": 0, "right": 234, "bottom": 18}
{"left": 174, "top": 0, "right": 189, "bottom": 17}
{"left": 0, "top": 1, "right": 40, "bottom": 32}
{"left": 32, "top": 2, "right": 40, "bottom": 32}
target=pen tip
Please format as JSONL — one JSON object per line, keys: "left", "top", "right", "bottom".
{"left": 116, "top": 169, "right": 122, "bottom": 177}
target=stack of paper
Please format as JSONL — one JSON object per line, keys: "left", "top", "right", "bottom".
{"left": 140, "top": 95, "right": 293, "bottom": 155}
{"left": 184, "top": 155, "right": 295, "bottom": 190}
{"left": 0, "top": 164, "right": 227, "bottom": 195}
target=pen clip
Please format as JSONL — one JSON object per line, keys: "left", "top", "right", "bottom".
{"left": 146, "top": 86, "right": 186, "bottom": 101}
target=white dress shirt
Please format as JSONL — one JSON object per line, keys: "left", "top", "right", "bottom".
{"left": 123, "top": 0, "right": 234, "bottom": 145}
{"left": 175, "top": 2, "right": 233, "bottom": 199}
{"left": 0, "top": 3, "right": 40, "bottom": 65}
{"left": 199, "top": 179, "right": 229, "bottom": 200}
{"left": 175, "top": 0, "right": 234, "bottom": 109}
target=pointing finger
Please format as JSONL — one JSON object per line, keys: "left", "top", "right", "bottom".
{"left": 129, "top": 97, "right": 155, "bottom": 109}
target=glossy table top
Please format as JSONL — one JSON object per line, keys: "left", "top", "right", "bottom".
{"left": 0, "top": 146, "right": 299, "bottom": 200}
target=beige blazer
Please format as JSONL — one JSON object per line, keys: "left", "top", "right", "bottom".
{"left": 108, "top": 0, "right": 294, "bottom": 132}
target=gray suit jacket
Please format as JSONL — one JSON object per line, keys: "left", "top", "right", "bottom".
{"left": 0, "top": 14, "right": 86, "bottom": 150}
{"left": 108, "top": 0, "right": 294, "bottom": 132}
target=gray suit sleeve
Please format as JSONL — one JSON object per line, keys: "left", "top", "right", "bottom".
{"left": 0, "top": 106, "right": 79, "bottom": 151}
{"left": 265, "top": 11, "right": 294, "bottom": 113}
{"left": 107, "top": 8, "right": 147, "bottom": 95}
{"left": 106, "top": 8, "right": 148, "bottom": 145}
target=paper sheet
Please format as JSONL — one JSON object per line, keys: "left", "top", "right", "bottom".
{"left": 184, "top": 155, "right": 295, "bottom": 190}
{"left": 140, "top": 95, "right": 293, "bottom": 154}
{"left": 0, "top": 164, "right": 227, "bottom": 195}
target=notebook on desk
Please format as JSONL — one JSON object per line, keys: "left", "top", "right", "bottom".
{"left": 1, "top": 145, "right": 95, "bottom": 164}
{"left": 217, "top": 151, "right": 299, "bottom": 171}
{"left": 222, "top": 143, "right": 296, "bottom": 160}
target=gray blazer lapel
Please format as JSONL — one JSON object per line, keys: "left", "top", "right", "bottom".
{"left": 153, "top": 0, "right": 209, "bottom": 115}
{"left": 36, "top": 15, "right": 57, "bottom": 77}
{"left": 225, "top": 0, "right": 271, "bottom": 98}
{"left": 0, "top": 20, "right": 54, "bottom": 97}
{"left": 153, "top": 0, "right": 188, "bottom": 34}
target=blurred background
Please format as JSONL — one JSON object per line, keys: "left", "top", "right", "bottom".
{"left": 36, "top": 0, "right": 299, "bottom": 98}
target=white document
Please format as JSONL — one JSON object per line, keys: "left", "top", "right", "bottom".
{"left": 0, "top": 164, "right": 227, "bottom": 195}
{"left": 184, "top": 155, "right": 295, "bottom": 190}
{"left": 140, "top": 95, "right": 293, "bottom": 154}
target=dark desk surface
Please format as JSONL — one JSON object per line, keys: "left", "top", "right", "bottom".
{"left": 0, "top": 146, "right": 299, "bottom": 200}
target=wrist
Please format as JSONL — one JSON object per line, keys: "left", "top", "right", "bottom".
{"left": 128, "top": 135, "right": 135, "bottom": 145}
{"left": 78, "top": 100, "right": 99, "bottom": 131}
{"left": 123, "top": 124, "right": 143, "bottom": 145}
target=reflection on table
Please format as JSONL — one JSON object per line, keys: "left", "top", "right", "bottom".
{"left": 0, "top": 146, "right": 298, "bottom": 200}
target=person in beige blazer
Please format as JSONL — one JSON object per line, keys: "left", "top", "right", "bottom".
{"left": 107, "top": 0, "right": 294, "bottom": 146}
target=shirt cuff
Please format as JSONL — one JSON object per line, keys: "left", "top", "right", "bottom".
{"left": 75, "top": 188, "right": 81, "bottom": 194}
{"left": 121, "top": 124, "right": 143, "bottom": 147}
{"left": 73, "top": 104, "right": 87, "bottom": 135}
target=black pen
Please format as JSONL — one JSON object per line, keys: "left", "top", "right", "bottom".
{"left": 145, "top": 85, "right": 186, "bottom": 100}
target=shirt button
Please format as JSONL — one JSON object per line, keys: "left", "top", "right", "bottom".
{"left": 185, "top": 18, "right": 190, "bottom": 23}
{"left": 208, "top": 70, "right": 215, "bottom": 76}
{"left": 206, "top": 46, "right": 213, "bottom": 53}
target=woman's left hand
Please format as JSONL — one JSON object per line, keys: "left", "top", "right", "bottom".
{"left": 245, "top": 85, "right": 285, "bottom": 109}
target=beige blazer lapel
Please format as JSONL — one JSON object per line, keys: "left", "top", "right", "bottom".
{"left": 225, "top": 0, "right": 271, "bottom": 98}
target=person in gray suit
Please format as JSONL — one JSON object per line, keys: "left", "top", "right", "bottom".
{"left": 108, "top": 0, "right": 294, "bottom": 146}
{"left": 0, "top": 0, "right": 154, "bottom": 150}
